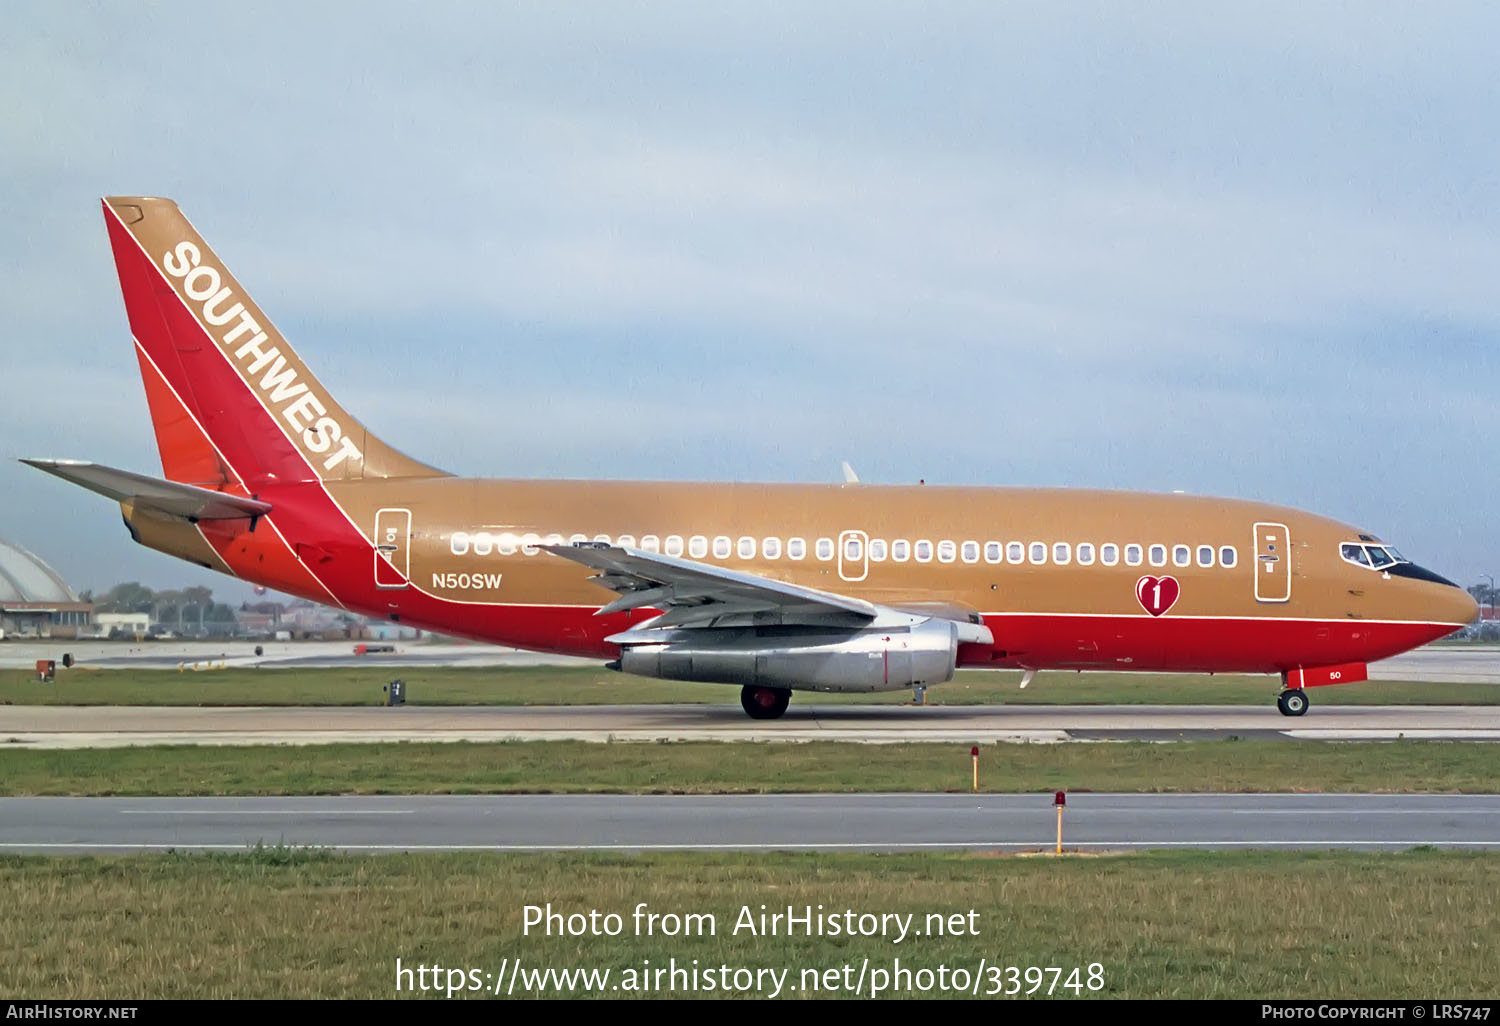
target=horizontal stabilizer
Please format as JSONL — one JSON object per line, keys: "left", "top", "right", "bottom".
{"left": 21, "top": 459, "right": 272, "bottom": 521}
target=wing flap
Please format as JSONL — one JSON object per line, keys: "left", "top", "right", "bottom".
{"left": 544, "top": 542, "right": 994, "bottom": 645}
{"left": 542, "top": 543, "right": 878, "bottom": 627}
{"left": 22, "top": 459, "right": 272, "bottom": 521}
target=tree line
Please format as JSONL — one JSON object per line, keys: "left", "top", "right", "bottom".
{"left": 80, "top": 582, "right": 280, "bottom": 627}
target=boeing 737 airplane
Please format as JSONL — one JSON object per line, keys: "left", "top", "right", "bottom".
{"left": 23, "top": 197, "right": 1478, "bottom": 718}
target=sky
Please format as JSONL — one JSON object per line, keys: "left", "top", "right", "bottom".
{"left": 2, "top": 2, "right": 1497, "bottom": 601}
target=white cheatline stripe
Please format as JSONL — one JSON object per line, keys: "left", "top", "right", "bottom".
{"left": 976, "top": 611, "right": 1470, "bottom": 627}
{"left": 133, "top": 338, "right": 244, "bottom": 581}
{"left": 136, "top": 319, "right": 344, "bottom": 608}
{"left": 258, "top": 513, "right": 347, "bottom": 610}
{"left": 132, "top": 338, "right": 247, "bottom": 489}
{"left": 143, "top": 333, "right": 346, "bottom": 609}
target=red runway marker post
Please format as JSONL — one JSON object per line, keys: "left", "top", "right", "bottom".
{"left": 1054, "top": 790, "right": 1066, "bottom": 854}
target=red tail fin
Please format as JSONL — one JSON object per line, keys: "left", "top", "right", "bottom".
{"left": 102, "top": 197, "right": 446, "bottom": 486}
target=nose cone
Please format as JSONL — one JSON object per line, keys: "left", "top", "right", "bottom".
{"left": 1435, "top": 584, "right": 1480, "bottom": 627}
{"left": 1384, "top": 562, "right": 1479, "bottom": 626}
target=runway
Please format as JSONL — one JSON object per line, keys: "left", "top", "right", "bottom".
{"left": 2, "top": 641, "right": 1496, "bottom": 680}
{"left": 6, "top": 703, "right": 1500, "bottom": 747}
{"left": 3, "top": 793, "right": 1498, "bottom": 853}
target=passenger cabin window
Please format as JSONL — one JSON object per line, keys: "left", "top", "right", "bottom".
{"left": 498, "top": 533, "right": 519, "bottom": 555}
{"left": 762, "top": 537, "right": 781, "bottom": 559}
{"left": 1196, "top": 545, "right": 1214, "bottom": 568}
{"left": 1007, "top": 542, "right": 1025, "bottom": 564}
{"left": 869, "top": 539, "right": 888, "bottom": 562}
{"left": 1125, "top": 544, "right": 1143, "bottom": 567}
{"left": 615, "top": 534, "right": 636, "bottom": 549}
{"left": 569, "top": 533, "right": 588, "bottom": 546}
{"left": 937, "top": 540, "right": 956, "bottom": 563}
{"left": 984, "top": 541, "right": 1003, "bottom": 564}
{"left": 713, "top": 536, "right": 732, "bottom": 559}
{"left": 1219, "top": 545, "right": 1237, "bottom": 568}
{"left": 641, "top": 535, "right": 660, "bottom": 553}
{"left": 1101, "top": 543, "right": 1119, "bottom": 566}
{"left": 1172, "top": 544, "right": 1191, "bottom": 568}
{"left": 689, "top": 536, "right": 708, "bottom": 558}
{"left": 1029, "top": 542, "right": 1047, "bottom": 565}
{"left": 962, "top": 541, "right": 980, "bottom": 563}
{"left": 816, "top": 537, "right": 834, "bottom": 561}
{"left": 788, "top": 537, "right": 807, "bottom": 560}
{"left": 523, "top": 533, "right": 542, "bottom": 555}
{"left": 915, "top": 540, "right": 933, "bottom": 562}
{"left": 1148, "top": 544, "right": 1167, "bottom": 567}
{"left": 593, "top": 534, "right": 611, "bottom": 545}
{"left": 665, "top": 535, "right": 684, "bottom": 557}
{"left": 545, "top": 533, "right": 565, "bottom": 548}
{"left": 891, "top": 539, "right": 910, "bottom": 562}
{"left": 844, "top": 536, "right": 863, "bottom": 561}
{"left": 1077, "top": 543, "right": 1095, "bottom": 566}
{"left": 738, "top": 536, "right": 756, "bottom": 559}
{"left": 1053, "top": 542, "right": 1071, "bottom": 565}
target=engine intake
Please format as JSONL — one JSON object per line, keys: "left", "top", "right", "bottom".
{"left": 617, "top": 619, "right": 959, "bottom": 693}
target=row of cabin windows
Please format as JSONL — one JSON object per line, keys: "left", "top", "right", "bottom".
{"left": 450, "top": 530, "right": 1239, "bottom": 569}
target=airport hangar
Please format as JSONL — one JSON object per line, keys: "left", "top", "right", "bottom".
{"left": 0, "top": 537, "right": 91, "bottom": 639}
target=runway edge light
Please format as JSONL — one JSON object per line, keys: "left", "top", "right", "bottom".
{"left": 1054, "top": 790, "right": 1066, "bottom": 855}
{"left": 971, "top": 746, "right": 979, "bottom": 793}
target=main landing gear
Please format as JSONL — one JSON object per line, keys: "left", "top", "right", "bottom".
{"left": 741, "top": 685, "right": 791, "bottom": 720}
{"left": 1276, "top": 688, "right": 1309, "bottom": 717}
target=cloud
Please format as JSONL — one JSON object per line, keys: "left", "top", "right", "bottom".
{"left": 1, "top": 2, "right": 1496, "bottom": 591}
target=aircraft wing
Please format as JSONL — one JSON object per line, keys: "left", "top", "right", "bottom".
{"left": 21, "top": 459, "right": 272, "bottom": 521}
{"left": 543, "top": 542, "right": 992, "bottom": 643}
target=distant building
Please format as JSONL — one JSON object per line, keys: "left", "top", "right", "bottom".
{"left": 234, "top": 611, "right": 278, "bottom": 636}
{"left": 284, "top": 603, "right": 345, "bottom": 634}
{"left": 94, "top": 612, "right": 151, "bottom": 638}
{"left": 0, "top": 538, "right": 93, "bottom": 639}
{"left": 364, "top": 620, "right": 423, "bottom": 641}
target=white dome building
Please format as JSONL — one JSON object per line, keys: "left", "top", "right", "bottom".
{"left": 0, "top": 538, "right": 92, "bottom": 638}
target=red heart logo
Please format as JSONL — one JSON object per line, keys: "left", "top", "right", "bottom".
{"left": 1136, "top": 575, "right": 1180, "bottom": 616}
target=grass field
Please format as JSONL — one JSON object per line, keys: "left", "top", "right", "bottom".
{"left": 4, "top": 738, "right": 1499, "bottom": 796}
{"left": 2, "top": 848, "right": 1496, "bottom": 998}
{"left": 3, "top": 664, "right": 1495, "bottom": 707}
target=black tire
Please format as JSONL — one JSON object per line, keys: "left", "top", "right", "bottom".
{"left": 740, "top": 685, "right": 791, "bottom": 720}
{"left": 1277, "top": 689, "right": 1309, "bottom": 717}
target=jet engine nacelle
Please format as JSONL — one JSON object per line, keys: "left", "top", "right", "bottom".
{"left": 617, "top": 618, "right": 959, "bottom": 693}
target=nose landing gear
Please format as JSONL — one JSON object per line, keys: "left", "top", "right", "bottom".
{"left": 741, "top": 685, "right": 791, "bottom": 720}
{"left": 1277, "top": 688, "right": 1309, "bottom": 717}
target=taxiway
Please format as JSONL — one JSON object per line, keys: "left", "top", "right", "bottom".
{"left": 3, "top": 793, "right": 1497, "bottom": 854}
{"left": 4, "top": 702, "right": 1500, "bottom": 747}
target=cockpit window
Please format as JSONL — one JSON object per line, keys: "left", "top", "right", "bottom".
{"left": 1341, "top": 541, "right": 1405, "bottom": 571}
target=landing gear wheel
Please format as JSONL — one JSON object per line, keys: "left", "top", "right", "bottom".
{"left": 1277, "top": 688, "right": 1309, "bottom": 717}
{"left": 740, "top": 685, "right": 791, "bottom": 720}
